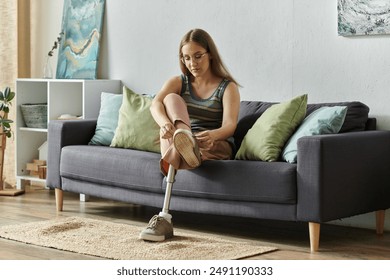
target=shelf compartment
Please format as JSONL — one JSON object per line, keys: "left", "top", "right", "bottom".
{"left": 15, "top": 79, "right": 121, "bottom": 189}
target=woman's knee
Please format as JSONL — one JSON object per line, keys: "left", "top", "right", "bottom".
{"left": 163, "top": 93, "right": 185, "bottom": 106}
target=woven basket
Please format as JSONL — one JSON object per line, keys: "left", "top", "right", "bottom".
{"left": 20, "top": 103, "right": 48, "bottom": 129}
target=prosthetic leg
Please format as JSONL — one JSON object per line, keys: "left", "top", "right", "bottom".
{"left": 139, "top": 164, "right": 176, "bottom": 241}
{"left": 158, "top": 164, "right": 176, "bottom": 223}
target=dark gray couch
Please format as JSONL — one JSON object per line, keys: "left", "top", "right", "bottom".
{"left": 47, "top": 100, "right": 390, "bottom": 252}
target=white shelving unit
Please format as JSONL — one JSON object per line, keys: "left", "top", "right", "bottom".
{"left": 15, "top": 78, "right": 121, "bottom": 189}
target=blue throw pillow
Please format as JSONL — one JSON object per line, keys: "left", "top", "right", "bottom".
{"left": 282, "top": 106, "right": 348, "bottom": 163}
{"left": 89, "top": 92, "right": 122, "bottom": 146}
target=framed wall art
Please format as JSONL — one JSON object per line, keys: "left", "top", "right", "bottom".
{"left": 338, "top": 0, "right": 390, "bottom": 36}
{"left": 56, "top": 0, "right": 106, "bottom": 79}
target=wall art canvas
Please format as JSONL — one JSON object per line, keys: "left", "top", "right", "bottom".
{"left": 338, "top": 0, "right": 390, "bottom": 36}
{"left": 56, "top": 0, "right": 105, "bottom": 79}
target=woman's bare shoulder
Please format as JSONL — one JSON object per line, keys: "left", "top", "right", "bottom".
{"left": 154, "top": 75, "right": 183, "bottom": 100}
{"left": 162, "top": 75, "right": 183, "bottom": 90}
{"left": 225, "top": 81, "right": 240, "bottom": 96}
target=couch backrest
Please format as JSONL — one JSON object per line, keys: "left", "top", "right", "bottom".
{"left": 233, "top": 101, "right": 370, "bottom": 151}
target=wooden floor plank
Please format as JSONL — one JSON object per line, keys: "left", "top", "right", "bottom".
{"left": 0, "top": 187, "right": 389, "bottom": 260}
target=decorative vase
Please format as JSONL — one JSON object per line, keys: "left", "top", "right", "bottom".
{"left": 43, "top": 56, "right": 53, "bottom": 79}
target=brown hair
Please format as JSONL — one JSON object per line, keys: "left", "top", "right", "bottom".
{"left": 179, "top": 29, "right": 239, "bottom": 86}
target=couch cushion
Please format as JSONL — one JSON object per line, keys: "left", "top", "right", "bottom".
{"left": 89, "top": 92, "right": 122, "bottom": 146}
{"left": 306, "top": 101, "right": 369, "bottom": 133}
{"left": 60, "top": 145, "right": 164, "bottom": 193}
{"left": 282, "top": 106, "right": 348, "bottom": 163}
{"left": 110, "top": 86, "right": 160, "bottom": 153}
{"left": 165, "top": 160, "right": 297, "bottom": 204}
{"left": 235, "top": 94, "right": 307, "bottom": 161}
{"left": 233, "top": 101, "right": 274, "bottom": 152}
{"left": 234, "top": 100, "right": 370, "bottom": 152}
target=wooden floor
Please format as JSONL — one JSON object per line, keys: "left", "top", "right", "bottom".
{"left": 0, "top": 186, "right": 389, "bottom": 260}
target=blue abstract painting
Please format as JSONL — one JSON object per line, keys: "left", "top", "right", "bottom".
{"left": 56, "top": 0, "right": 105, "bottom": 79}
{"left": 338, "top": 0, "right": 390, "bottom": 36}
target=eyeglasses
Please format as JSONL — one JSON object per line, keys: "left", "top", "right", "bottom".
{"left": 181, "top": 52, "right": 208, "bottom": 64}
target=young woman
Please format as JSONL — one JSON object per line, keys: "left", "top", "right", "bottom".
{"left": 140, "top": 29, "right": 240, "bottom": 241}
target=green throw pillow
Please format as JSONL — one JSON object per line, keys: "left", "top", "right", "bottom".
{"left": 235, "top": 94, "right": 307, "bottom": 161}
{"left": 282, "top": 106, "right": 347, "bottom": 163}
{"left": 89, "top": 92, "right": 123, "bottom": 146}
{"left": 110, "top": 86, "right": 160, "bottom": 153}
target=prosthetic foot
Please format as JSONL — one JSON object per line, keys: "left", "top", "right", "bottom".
{"left": 139, "top": 165, "right": 175, "bottom": 241}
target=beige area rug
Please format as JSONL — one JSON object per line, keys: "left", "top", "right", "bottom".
{"left": 0, "top": 216, "right": 277, "bottom": 260}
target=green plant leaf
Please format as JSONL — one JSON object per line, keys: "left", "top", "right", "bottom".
{"left": 4, "top": 87, "right": 10, "bottom": 97}
{"left": 0, "top": 87, "right": 14, "bottom": 137}
{"left": 7, "top": 91, "right": 15, "bottom": 102}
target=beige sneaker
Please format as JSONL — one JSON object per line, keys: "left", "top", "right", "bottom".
{"left": 173, "top": 129, "right": 201, "bottom": 168}
{"left": 139, "top": 215, "right": 174, "bottom": 242}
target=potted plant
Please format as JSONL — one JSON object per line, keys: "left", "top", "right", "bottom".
{"left": 0, "top": 86, "right": 23, "bottom": 195}
{"left": 0, "top": 86, "right": 15, "bottom": 138}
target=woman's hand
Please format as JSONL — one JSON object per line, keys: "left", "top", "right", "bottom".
{"left": 160, "top": 123, "right": 175, "bottom": 139}
{"left": 194, "top": 130, "right": 216, "bottom": 149}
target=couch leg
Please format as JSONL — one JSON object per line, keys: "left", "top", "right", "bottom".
{"left": 55, "top": 188, "right": 63, "bottom": 211}
{"left": 309, "top": 222, "right": 320, "bottom": 252}
{"left": 376, "top": 210, "right": 385, "bottom": 235}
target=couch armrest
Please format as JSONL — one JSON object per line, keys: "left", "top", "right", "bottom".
{"left": 297, "top": 130, "right": 390, "bottom": 222}
{"left": 46, "top": 119, "right": 97, "bottom": 189}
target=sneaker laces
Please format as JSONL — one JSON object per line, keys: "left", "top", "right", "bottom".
{"left": 147, "top": 215, "right": 164, "bottom": 229}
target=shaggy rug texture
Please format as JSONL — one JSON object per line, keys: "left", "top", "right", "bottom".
{"left": 0, "top": 216, "right": 277, "bottom": 260}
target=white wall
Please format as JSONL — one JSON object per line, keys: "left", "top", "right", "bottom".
{"left": 101, "top": 0, "right": 295, "bottom": 102}
{"left": 293, "top": 0, "right": 390, "bottom": 129}
{"left": 31, "top": 0, "right": 390, "bottom": 231}
{"left": 30, "top": 0, "right": 63, "bottom": 78}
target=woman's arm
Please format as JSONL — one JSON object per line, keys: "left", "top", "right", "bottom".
{"left": 195, "top": 82, "right": 240, "bottom": 147}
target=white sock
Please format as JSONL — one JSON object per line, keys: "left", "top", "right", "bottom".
{"left": 159, "top": 211, "right": 172, "bottom": 223}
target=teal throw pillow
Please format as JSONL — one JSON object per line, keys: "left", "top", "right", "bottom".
{"left": 282, "top": 106, "right": 347, "bottom": 163}
{"left": 89, "top": 92, "right": 122, "bottom": 146}
{"left": 110, "top": 86, "right": 160, "bottom": 153}
{"left": 235, "top": 94, "right": 307, "bottom": 161}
